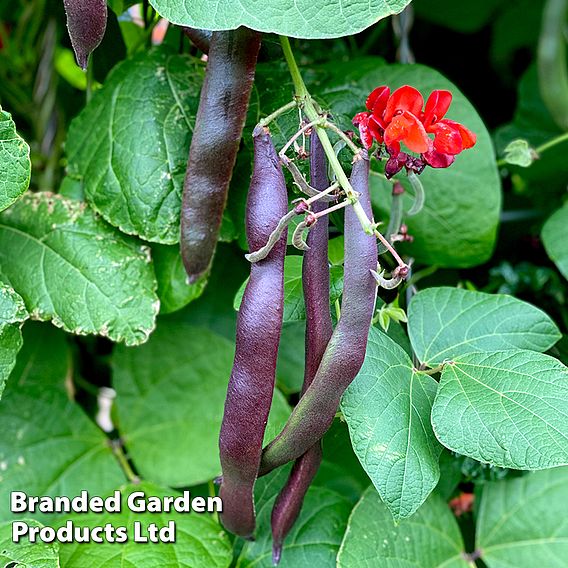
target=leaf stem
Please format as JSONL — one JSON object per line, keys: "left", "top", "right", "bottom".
{"left": 496, "top": 131, "right": 568, "bottom": 167}
{"left": 111, "top": 440, "right": 140, "bottom": 484}
{"left": 257, "top": 100, "right": 299, "bottom": 129}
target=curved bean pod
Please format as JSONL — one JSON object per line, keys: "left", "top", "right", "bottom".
{"left": 218, "top": 128, "right": 288, "bottom": 538}
{"left": 63, "top": 0, "right": 107, "bottom": 70}
{"left": 259, "top": 150, "right": 377, "bottom": 475}
{"left": 271, "top": 134, "right": 333, "bottom": 563}
{"left": 181, "top": 28, "right": 261, "bottom": 282}
{"left": 182, "top": 27, "right": 212, "bottom": 54}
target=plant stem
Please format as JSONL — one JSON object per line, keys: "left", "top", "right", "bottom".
{"left": 280, "top": 36, "right": 376, "bottom": 236}
{"left": 257, "top": 100, "right": 299, "bottom": 128}
{"left": 496, "top": 131, "right": 568, "bottom": 167}
{"left": 323, "top": 121, "right": 360, "bottom": 154}
{"left": 111, "top": 440, "right": 139, "bottom": 484}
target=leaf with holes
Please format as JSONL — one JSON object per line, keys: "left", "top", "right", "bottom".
{"left": 408, "top": 287, "right": 560, "bottom": 366}
{"left": 148, "top": 0, "right": 412, "bottom": 39}
{"left": 0, "top": 324, "right": 125, "bottom": 524}
{"left": 337, "top": 486, "right": 469, "bottom": 568}
{"left": 432, "top": 350, "right": 568, "bottom": 469}
{"left": 66, "top": 47, "right": 203, "bottom": 244}
{"left": 341, "top": 327, "right": 442, "bottom": 520}
{"left": 0, "top": 192, "right": 158, "bottom": 346}
{"left": 0, "top": 106, "right": 31, "bottom": 213}
{"left": 476, "top": 467, "right": 568, "bottom": 567}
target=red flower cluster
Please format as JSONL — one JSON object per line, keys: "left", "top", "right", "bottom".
{"left": 352, "top": 85, "right": 476, "bottom": 177}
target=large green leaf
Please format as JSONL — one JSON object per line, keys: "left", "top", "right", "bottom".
{"left": 0, "top": 192, "right": 158, "bottom": 346}
{"left": 58, "top": 482, "right": 232, "bottom": 568}
{"left": 66, "top": 48, "right": 203, "bottom": 244}
{"left": 408, "top": 287, "right": 561, "bottom": 366}
{"left": 148, "top": 0, "right": 412, "bottom": 39}
{"left": 476, "top": 467, "right": 568, "bottom": 568}
{"left": 0, "top": 283, "right": 27, "bottom": 399}
{"left": 337, "top": 486, "right": 469, "bottom": 568}
{"left": 0, "top": 106, "right": 30, "bottom": 213}
{"left": 236, "top": 466, "right": 352, "bottom": 567}
{"left": 341, "top": 327, "right": 442, "bottom": 520}
{"left": 151, "top": 243, "right": 207, "bottom": 314}
{"left": 543, "top": 204, "right": 568, "bottom": 280}
{"left": 112, "top": 320, "right": 290, "bottom": 487}
{"left": 0, "top": 519, "right": 59, "bottom": 567}
{"left": 432, "top": 350, "right": 568, "bottom": 469}
{"left": 0, "top": 324, "right": 125, "bottom": 523}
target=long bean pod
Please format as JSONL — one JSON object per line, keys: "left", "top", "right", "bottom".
{"left": 270, "top": 134, "right": 333, "bottom": 563}
{"left": 63, "top": 0, "right": 107, "bottom": 70}
{"left": 218, "top": 128, "right": 288, "bottom": 538}
{"left": 259, "top": 150, "right": 377, "bottom": 475}
{"left": 181, "top": 28, "right": 261, "bottom": 282}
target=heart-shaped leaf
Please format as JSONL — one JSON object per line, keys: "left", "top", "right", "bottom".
{"left": 432, "top": 350, "right": 568, "bottom": 469}
{"left": 341, "top": 327, "right": 442, "bottom": 519}
{"left": 408, "top": 287, "right": 560, "bottom": 366}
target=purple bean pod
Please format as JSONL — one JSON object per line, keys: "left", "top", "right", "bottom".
{"left": 270, "top": 134, "right": 333, "bottom": 564}
{"left": 181, "top": 28, "right": 261, "bottom": 282}
{"left": 259, "top": 149, "right": 377, "bottom": 475}
{"left": 182, "top": 27, "right": 212, "bottom": 54}
{"left": 63, "top": 0, "right": 107, "bottom": 70}
{"left": 218, "top": 127, "right": 288, "bottom": 538}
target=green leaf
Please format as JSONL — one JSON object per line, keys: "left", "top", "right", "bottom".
{"left": 0, "top": 323, "right": 126, "bottom": 523}
{"left": 151, "top": 243, "right": 207, "bottom": 315}
{"left": 341, "top": 328, "right": 442, "bottom": 520}
{"left": 476, "top": 467, "right": 568, "bottom": 567}
{"left": 236, "top": 467, "right": 352, "bottom": 567}
{"left": 408, "top": 287, "right": 561, "bottom": 366}
{"left": 502, "top": 139, "right": 538, "bottom": 167}
{"left": 0, "top": 192, "right": 159, "bottom": 346}
{"left": 234, "top": 256, "right": 343, "bottom": 324}
{"left": 0, "top": 519, "right": 59, "bottom": 567}
{"left": 148, "top": 0, "right": 412, "bottom": 39}
{"left": 432, "top": 350, "right": 568, "bottom": 470}
{"left": 276, "top": 321, "right": 305, "bottom": 394}
{"left": 58, "top": 482, "right": 232, "bottom": 568}
{"left": 337, "top": 486, "right": 469, "bottom": 568}
{"left": 112, "top": 320, "right": 290, "bottom": 487}
{"left": 543, "top": 204, "right": 568, "bottom": 280}
{"left": 0, "top": 283, "right": 28, "bottom": 398}
{"left": 0, "top": 106, "right": 31, "bottom": 213}
{"left": 66, "top": 47, "right": 204, "bottom": 244}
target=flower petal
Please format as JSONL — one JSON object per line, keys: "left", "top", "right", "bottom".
{"left": 367, "top": 115, "right": 384, "bottom": 143}
{"left": 423, "top": 90, "right": 452, "bottom": 127}
{"left": 384, "top": 85, "right": 424, "bottom": 123}
{"left": 352, "top": 112, "right": 373, "bottom": 149}
{"left": 384, "top": 111, "right": 430, "bottom": 154}
{"left": 431, "top": 120, "right": 464, "bottom": 154}
{"left": 366, "top": 86, "right": 390, "bottom": 114}
{"left": 423, "top": 149, "right": 455, "bottom": 168}
{"left": 443, "top": 119, "right": 477, "bottom": 149}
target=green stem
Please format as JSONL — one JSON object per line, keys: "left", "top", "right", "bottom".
{"left": 111, "top": 440, "right": 140, "bottom": 484}
{"left": 497, "top": 131, "right": 568, "bottom": 167}
{"left": 258, "top": 100, "right": 298, "bottom": 128}
{"left": 280, "top": 36, "right": 375, "bottom": 235}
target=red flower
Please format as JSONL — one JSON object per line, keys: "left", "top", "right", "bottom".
{"left": 352, "top": 84, "right": 477, "bottom": 172}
